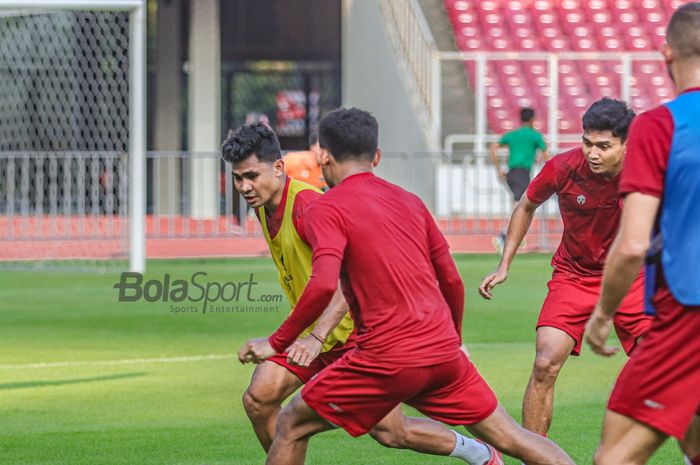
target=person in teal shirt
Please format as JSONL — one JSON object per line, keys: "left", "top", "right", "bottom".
{"left": 489, "top": 108, "right": 549, "bottom": 252}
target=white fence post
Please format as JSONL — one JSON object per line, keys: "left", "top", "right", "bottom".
{"left": 475, "top": 53, "right": 487, "bottom": 156}
{"left": 547, "top": 53, "right": 559, "bottom": 155}
{"left": 621, "top": 53, "right": 632, "bottom": 105}
{"left": 432, "top": 50, "right": 442, "bottom": 150}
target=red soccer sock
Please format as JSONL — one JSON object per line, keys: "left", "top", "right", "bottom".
{"left": 691, "top": 454, "right": 700, "bottom": 465}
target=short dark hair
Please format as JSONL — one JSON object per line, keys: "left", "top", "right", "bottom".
{"left": 520, "top": 108, "right": 535, "bottom": 122}
{"left": 581, "top": 98, "right": 636, "bottom": 142}
{"left": 319, "top": 108, "right": 378, "bottom": 162}
{"left": 220, "top": 123, "right": 281, "bottom": 164}
{"left": 667, "top": 2, "right": 700, "bottom": 60}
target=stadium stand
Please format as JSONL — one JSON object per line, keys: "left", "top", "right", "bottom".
{"left": 444, "top": 0, "right": 687, "bottom": 133}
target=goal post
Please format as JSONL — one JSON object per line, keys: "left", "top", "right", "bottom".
{"left": 128, "top": 0, "right": 146, "bottom": 274}
{"left": 0, "top": 0, "right": 146, "bottom": 272}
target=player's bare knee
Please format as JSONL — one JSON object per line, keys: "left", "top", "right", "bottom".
{"left": 242, "top": 384, "right": 280, "bottom": 419}
{"left": 532, "top": 353, "right": 564, "bottom": 382}
{"left": 241, "top": 388, "right": 261, "bottom": 417}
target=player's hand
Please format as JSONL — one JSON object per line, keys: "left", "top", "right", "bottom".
{"left": 585, "top": 306, "right": 619, "bottom": 357}
{"left": 238, "top": 337, "right": 276, "bottom": 364}
{"left": 478, "top": 269, "right": 508, "bottom": 299}
{"left": 286, "top": 335, "right": 323, "bottom": 367}
{"left": 497, "top": 170, "right": 506, "bottom": 181}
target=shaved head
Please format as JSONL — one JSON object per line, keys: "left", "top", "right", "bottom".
{"left": 667, "top": 2, "right": 700, "bottom": 61}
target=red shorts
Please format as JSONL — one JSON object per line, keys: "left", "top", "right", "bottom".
{"left": 268, "top": 343, "right": 350, "bottom": 383}
{"left": 607, "top": 287, "right": 700, "bottom": 439}
{"left": 301, "top": 351, "right": 498, "bottom": 437}
{"left": 538, "top": 271, "right": 652, "bottom": 355}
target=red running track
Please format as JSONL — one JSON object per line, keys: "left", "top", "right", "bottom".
{"left": 0, "top": 216, "right": 562, "bottom": 260}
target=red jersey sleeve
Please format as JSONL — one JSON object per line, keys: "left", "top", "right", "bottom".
{"left": 304, "top": 201, "right": 347, "bottom": 260}
{"left": 526, "top": 158, "right": 558, "bottom": 204}
{"left": 425, "top": 205, "right": 450, "bottom": 259}
{"left": 431, "top": 252, "right": 464, "bottom": 341}
{"left": 292, "top": 189, "right": 322, "bottom": 244}
{"left": 619, "top": 106, "right": 673, "bottom": 198}
{"left": 268, "top": 254, "right": 341, "bottom": 353}
{"left": 268, "top": 199, "right": 349, "bottom": 352}
{"left": 423, "top": 204, "right": 463, "bottom": 340}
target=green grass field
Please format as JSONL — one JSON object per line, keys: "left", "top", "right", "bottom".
{"left": 0, "top": 255, "right": 681, "bottom": 464}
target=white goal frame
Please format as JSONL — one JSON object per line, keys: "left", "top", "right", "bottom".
{"left": 0, "top": 0, "right": 146, "bottom": 272}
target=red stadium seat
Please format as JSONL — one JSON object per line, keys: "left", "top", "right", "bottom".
{"left": 587, "top": 0, "right": 606, "bottom": 11}
{"left": 443, "top": 0, "right": 694, "bottom": 134}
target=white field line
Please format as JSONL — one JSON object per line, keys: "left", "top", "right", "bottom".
{"left": 0, "top": 353, "right": 235, "bottom": 370}
{"left": 0, "top": 342, "right": 530, "bottom": 370}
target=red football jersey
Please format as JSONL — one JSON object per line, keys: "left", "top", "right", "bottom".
{"left": 608, "top": 93, "right": 700, "bottom": 439}
{"left": 619, "top": 89, "right": 700, "bottom": 312}
{"left": 527, "top": 147, "right": 626, "bottom": 276}
{"left": 618, "top": 102, "right": 674, "bottom": 198}
{"left": 285, "top": 172, "right": 463, "bottom": 367}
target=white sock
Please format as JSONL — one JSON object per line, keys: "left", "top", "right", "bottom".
{"left": 685, "top": 456, "right": 692, "bottom": 465}
{"left": 449, "top": 430, "right": 492, "bottom": 464}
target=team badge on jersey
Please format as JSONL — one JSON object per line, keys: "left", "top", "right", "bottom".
{"left": 577, "top": 194, "right": 586, "bottom": 205}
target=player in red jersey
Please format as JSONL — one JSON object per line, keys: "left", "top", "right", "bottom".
{"left": 228, "top": 124, "right": 503, "bottom": 464}
{"left": 585, "top": 4, "right": 700, "bottom": 464}
{"left": 479, "top": 98, "right": 653, "bottom": 439}
{"left": 242, "top": 108, "right": 575, "bottom": 465}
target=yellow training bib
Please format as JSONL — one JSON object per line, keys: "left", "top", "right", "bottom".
{"left": 259, "top": 179, "right": 354, "bottom": 352}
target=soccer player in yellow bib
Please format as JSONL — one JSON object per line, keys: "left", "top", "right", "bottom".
{"left": 223, "top": 123, "right": 504, "bottom": 465}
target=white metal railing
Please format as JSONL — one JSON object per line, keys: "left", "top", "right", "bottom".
{"left": 443, "top": 133, "right": 585, "bottom": 155}
{"left": 0, "top": 151, "right": 130, "bottom": 268}
{"left": 1, "top": 151, "right": 563, "bottom": 265}
{"left": 379, "top": 0, "right": 441, "bottom": 151}
{"left": 439, "top": 50, "right": 667, "bottom": 155}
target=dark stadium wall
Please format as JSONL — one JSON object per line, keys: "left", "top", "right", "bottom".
{"left": 219, "top": 0, "right": 342, "bottom": 151}
{"left": 220, "top": 0, "right": 340, "bottom": 62}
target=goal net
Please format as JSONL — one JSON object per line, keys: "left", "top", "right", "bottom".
{"left": 0, "top": 2, "right": 144, "bottom": 272}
